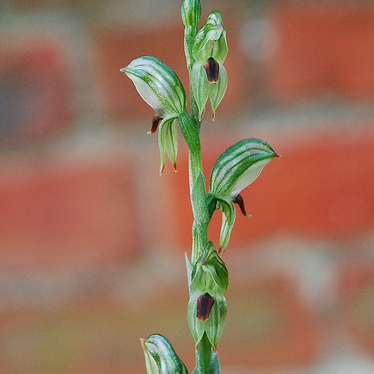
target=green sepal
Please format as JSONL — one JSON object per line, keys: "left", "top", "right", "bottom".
{"left": 209, "top": 138, "right": 279, "bottom": 199}
{"left": 188, "top": 293, "right": 206, "bottom": 344}
{"left": 204, "top": 295, "right": 227, "bottom": 350}
{"left": 141, "top": 334, "right": 189, "bottom": 374}
{"left": 190, "top": 62, "right": 210, "bottom": 119}
{"left": 158, "top": 116, "right": 178, "bottom": 174}
{"left": 157, "top": 115, "right": 178, "bottom": 174}
{"left": 209, "top": 64, "right": 227, "bottom": 119}
{"left": 215, "top": 197, "right": 236, "bottom": 253}
{"left": 121, "top": 56, "right": 186, "bottom": 117}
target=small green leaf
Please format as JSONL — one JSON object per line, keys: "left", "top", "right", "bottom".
{"left": 209, "top": 351, "right": 221, "bottom": 374}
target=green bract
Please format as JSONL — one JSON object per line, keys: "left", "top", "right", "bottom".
{"left": 181, "top": 0, "right": 201, "bottom": 28}
{"left": 141, "top": 334, "right": 189, "bottom": 374}
{"left": 208, "top": 138, "right": 279, "bottom": 252}
{"left": 190, "top": 11, "right": 228, "bottom": 119}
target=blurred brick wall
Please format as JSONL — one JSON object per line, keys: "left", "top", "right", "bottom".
{"left": 1, "top": 1, "right": 374, "bottom": 373}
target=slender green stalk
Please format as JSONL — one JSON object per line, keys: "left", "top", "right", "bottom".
{"left": 195, "top": 334, "right": 213, "bottom": 374}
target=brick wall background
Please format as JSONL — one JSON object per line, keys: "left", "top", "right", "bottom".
{"left": 1, "top": 0, "right": 374, "bottom": 373}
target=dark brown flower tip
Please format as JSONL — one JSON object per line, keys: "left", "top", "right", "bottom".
{"left": 233, "top": 194, "right": 250, "bottom": 217}
{"left": 196, "top": 292, "right": 215, "bottom": 322}
{"left": 147, "top": 113, "right": 162, "bottom": 134}
{"left": 204, "top": 57, "right": 219, "bottom": 83}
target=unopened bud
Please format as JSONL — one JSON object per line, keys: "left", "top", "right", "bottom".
{"left": 181, "top": 0, "right": 201, "bottom": 28}
{"left": 192, "top": 11, "right": 227, "bottom": 63}
{"left": 141, "top": 334, "right": 188, "bottom": 374}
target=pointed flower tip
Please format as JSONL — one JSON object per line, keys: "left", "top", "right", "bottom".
{"left": 119, "top": 67, "right": 127, "bottom": 73}
{"left": 140, "top": 338, "right": 146, "bottom": 350}
{"left": 274, "top": 151, "right": 281, "bottom": 158}
{"left": 173, "top": 163, "right": 177, "bottom": 172}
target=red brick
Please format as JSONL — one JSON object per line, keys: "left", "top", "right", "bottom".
{"left": 0, "top": 43, "right": 72, "bottom": 142}
{"left": 0, "top": 154, "right": 141, "bottom": 271}
{"left": 167, "top": 126, "right": 374, "bottom": 251}
{"left": 93, "top": 14, "right": 247, "bottom": 121}
{"left": 220, "top": 275, "right": 317, "bottom": 368}
{"left": 266, "top": 3, "right": 374, "bottom": 101}
{"left": 338, "top": 263, "right": 374, "bottom": 356}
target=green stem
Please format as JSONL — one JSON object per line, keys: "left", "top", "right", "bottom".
{"left": 183, "top": 19, "right": 218, "bottom": 374}
{"left": 195, "top": 333, "right": 213, "bottom": 374}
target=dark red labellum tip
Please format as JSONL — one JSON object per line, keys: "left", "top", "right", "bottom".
{"left": 148, "top": 113, "right": 162, "bottom": 134}
{"left": 204, "top": 57, "right": 219, "bottom": 83}
{"left": 233, "top": 194, "right": 248, "bottom": 216}
{"left": 196, "top": 292, "right": 215, "bottom": 322}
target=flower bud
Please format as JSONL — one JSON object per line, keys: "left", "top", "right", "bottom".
{"left": 188, "top": 292, "right": 227, "bottom": 350}
{"left": 190, "top": 11, "right": 228, "bottom": 119}
{"left": 121, "top": 55, "right": 186, "bottom": 117}
{"left": 141, "top": 334, "right": 188, "bottom": 374}
{"left": 181, "top": 0, "right": 201, "bottom": 28}
{"left": 190, "top": 242, "right": 228, "bottom": 294}
{"left": 192, "top": 11, "right": 228, "bottom": 64}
